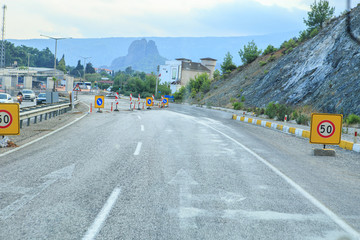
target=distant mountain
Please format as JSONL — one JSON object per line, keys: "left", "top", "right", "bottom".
{"left": 8, "top": 32, "right": 299, "bottom": 70}
{"left": 110, "top": 39, "right": 166, "bottom": 73}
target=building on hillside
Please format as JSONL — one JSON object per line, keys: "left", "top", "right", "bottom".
{"left": 159, "top": 57, "right": 217, "bottom": 93}
{"left": 94, "top": 68, "right": 113, "bottom": 76}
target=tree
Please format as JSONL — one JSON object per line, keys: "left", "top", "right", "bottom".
{"left": 239, "top": 40, "right": 262, "bottom": 64}
{"left": 85, "top": 62, "right": 96, "bottom": 74}
{"left": 58, "top": 55, "right": 67, "bottom": 73}
{"left": 70, "top": 60, "right": 84, "bottom": 77}
{"left": 220, "top": 52, "right": 237, "bottom": 74}
{"left": 304, "top": 0, "right": 335, "bottom": 30}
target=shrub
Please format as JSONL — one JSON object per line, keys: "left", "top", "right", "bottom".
{"left": 346, "top": 114, "right": 360, "bottom": 125}
{"left": 309, "top": 27, "right": 319, "bottom": 38}
{"left": 285, "top": 47, "right": 294, "bottom": 54}
{"left": 259, "top": 61, "right": 267, "bottom": 67}
{"left": 241, "top": 96, "right": 245, "bottom": 102}
{"left": 296, "top": 114, "right": 310, "bottom": 125}
{"left": 233, "top": 102, "right": 244, "bottom": 110}
{"left": 268, "top": 55, "right": 277, "bottom": 62}
{"left": 263, "top": 45, "right": 277, "bottom": 55}
{"left": 265, "top": 102, "right": 277, "bottom": 119}
{"left": 264, "top": 70, "right": 269, "bottom": 74}
{"left": 214, "top": 86, "right": 218, "bottom": 89}
{"left": 230, "top": 97, "right": 236, "bottom": 103}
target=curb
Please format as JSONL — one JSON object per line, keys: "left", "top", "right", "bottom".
{"left": 232, "top": 114, "right": 360, "bottom": 153}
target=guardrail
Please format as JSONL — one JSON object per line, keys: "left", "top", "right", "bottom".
{"left": 19, "top": 100, "right": 79, "bottom": 128}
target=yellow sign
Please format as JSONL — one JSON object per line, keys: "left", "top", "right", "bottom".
{"left": 310, "top": 113, "right": 342, "bottom": 145}
{"left": 146, "top": 97, "right": 153, "bottom": 106}
{"left": 162, "top": 98, "right": 169, "bottom": 106}
{"left": 0, "top": 103, "right": 20, "bottom": 135}
{"left": 95, "top": 95, "right": 105, "bottom": 108}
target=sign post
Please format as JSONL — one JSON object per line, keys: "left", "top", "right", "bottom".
{"left": 94, "top": 95, "right": 105, "bottom": 113}
{"left": 0, "top": 103, "right": 20, "bottom": 136}
{"left": 310, "top": 113, "right": 342, "bottom": 156}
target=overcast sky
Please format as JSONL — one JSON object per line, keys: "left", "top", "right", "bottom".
{"left": 3, "top": 0, "right": 354, "bottom": 39}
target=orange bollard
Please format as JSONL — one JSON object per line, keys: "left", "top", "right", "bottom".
{"left": 90, "top": 103, "right": 92, "bottom": 113}
{"left": 142, "top": 101, "right": 145, "bottom": 110}
{"left": 111, "top": 102, "right": 113, "bottom": 112}
{"left": 133, "top": 102, "right": 136, "bottom": 110}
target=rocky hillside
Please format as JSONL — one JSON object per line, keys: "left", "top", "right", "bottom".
{"left": 110, "top": 39, "right": 166, "bottom": 73}
{"left": 203, "top": 5, "right": 360, "bottom": 115}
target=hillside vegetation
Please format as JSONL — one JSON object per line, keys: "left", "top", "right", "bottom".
{"left": 197, "top": 4, "right": 360, "bottom": 117}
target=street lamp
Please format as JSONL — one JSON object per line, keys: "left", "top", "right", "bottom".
{"left": 80, "top": 56, "right": 91, "bottom": 82}
{"left": 40, "top": 34, "right": 71, "bottom": 91}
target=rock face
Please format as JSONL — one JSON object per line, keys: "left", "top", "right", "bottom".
{"left": 205, "top": 5, "right": 360, "bottom": 115}
{"left": 110, "top": 39, "right": 166, "bottom": 73}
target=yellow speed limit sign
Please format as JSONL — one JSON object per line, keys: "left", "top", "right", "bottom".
{"left": 310, "top": 113, "right": 342, "bottom": 145}
{"left": 0, "top": 103, "right": 20, "bottom": 135}
{"left": 95, "top": 95, "right": 105, "bottom": 108}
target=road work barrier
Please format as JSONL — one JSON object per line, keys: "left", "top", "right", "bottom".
{"left": 232, "top": 114, "right": 360, "bottom": 154}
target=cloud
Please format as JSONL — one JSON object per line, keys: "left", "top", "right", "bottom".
{"left": 3, "top": 0, "right": 347, "bottom": 39}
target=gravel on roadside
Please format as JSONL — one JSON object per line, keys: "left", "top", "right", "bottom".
{"left": 0, "top": 102, "right": 89, "bottom": 154}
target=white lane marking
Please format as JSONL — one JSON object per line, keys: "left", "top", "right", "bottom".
{"left": 0, "top": 113, "right": 88, "bottom": 158}
{"left": 82, "top": 187, "right": 122, "bottom": 240}
{"left": 137, "top": 115, "right": 141, "bottom": 120}
{"left": 141, "top": 125, "right": 144, "bottom": 131}
{"left": 197, "top": 121, "right": 360, "bottom": 239}
{"left": 0, "top": 164, "right": 75, "bottom": 220}
{"left": 134, "top": 142, "right": 142, "bottom": 156}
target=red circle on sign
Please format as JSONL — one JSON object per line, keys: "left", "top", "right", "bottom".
{"left": 317, "top": 120, "right": 335, "bottom": 138}
{"left": 0, "top": 110, "right": 13, "bottom": 129}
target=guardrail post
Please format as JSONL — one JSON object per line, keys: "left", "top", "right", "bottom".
{"left": 34, "top": 116, "right": 37, "bottom": 124}
{"left": 20, "top": 120, "right": 23, "bottom": 129}
{"left": 40, "top": 114, "right": 43, "bottom": 122}
{"left": 27, "top": 118, "right": 30, "bottom": 126}
{"left": 49, "top": 112, "right": 52, "bottom": 119}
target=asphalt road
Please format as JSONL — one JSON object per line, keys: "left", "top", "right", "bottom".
{"left": 0, "top": 101, "right": 359, "bottom": 240}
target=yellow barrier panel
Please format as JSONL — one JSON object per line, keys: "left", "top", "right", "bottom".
{"left": 248, "top": 118, "right": 253, "bottom": 123}
{"left": 232, "top": 114, "right": 237, "bottom": 120}
{"left": 302, "top": 130, "right": 310, "bottom": 139}
{"left": 276, "top": 125, "right": 283, "bottom": 131}
{"left": 339, "top": 140, "right": 354, "bottom": 150}
{"left": 240, "top": 117, "right": 245, "bottom": 121}
{"left": 265, "top": 122, "right": 272, "bottom": 128}
{"left": 256, "top": 120, "right": 262, "bottom": 125}
{"left": 289, "top": 128, "right": 296, "bottom": 134}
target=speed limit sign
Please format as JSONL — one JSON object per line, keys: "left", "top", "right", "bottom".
{"left": 310, "top": 113, "right": 342, "bottom": 145}
{"left": 0, "top": 103, "right": 20, "bottom": 135}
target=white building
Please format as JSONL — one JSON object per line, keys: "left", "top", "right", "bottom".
{"left": 159, "top": 58, "right": 217, "bottom": 93}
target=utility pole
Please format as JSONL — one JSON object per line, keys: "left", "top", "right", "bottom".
{"left": 155, "top": 65, "right": 160, "bottom": 99}
{"left": 80, "top": 56, "right": 91, "bottom": 82}
{"left": 0, "top": 5, "right": 7, "bottom": 68}
{"left": 40, "top": 34, "right": 71, "bottom": 91}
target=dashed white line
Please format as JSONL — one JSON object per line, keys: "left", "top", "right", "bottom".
{"left": 82, "top": 187, "right": 122, "bottom": 240}
{"left": 197, "top": 120, "right": 360, "bottom": 239}
{"left": 137, "top": 115, "right": 141, "bottom": 120}
{"left": 141, "top": 125, "right": 144, "bottom": 131}
{"left": 134, "top": 142, "right": 142, "bottom": 155}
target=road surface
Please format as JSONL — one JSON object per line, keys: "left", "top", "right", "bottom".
{"left": 0, "top": 101, "right": 359, "bottom": 240}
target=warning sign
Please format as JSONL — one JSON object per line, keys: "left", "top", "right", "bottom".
{"left": 73, "top": 84, "right": 81, "bottom": 91}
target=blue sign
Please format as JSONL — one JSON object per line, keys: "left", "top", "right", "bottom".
{"left": 162, "top": 99, "right": 168, "bottom": 104}
{"left": 97, "top": 98, "right": 103, "bottom": 106}
{"left": 147, "top": 99, "right": 152, "bottom": 104}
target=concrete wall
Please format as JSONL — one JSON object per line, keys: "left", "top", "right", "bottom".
{"left": 201, "top": 59, "right": 216, "bottom": 80}
{"left": 180, "top": 70, "right": 209, "bottom": 86}
{"left": 65, "top": 75, "right": 74, "bottom": 92}
{"left": 24, "top": 76, "right": 33, "bottom": 89}
{"left": 47, "top": 77, "right": 54, "bottom": 90}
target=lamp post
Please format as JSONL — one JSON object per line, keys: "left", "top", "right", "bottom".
{"left": 40, "top": 34, "right": 71, "bottom": 91}
{"left": 80, "top": 56, "right": 91, "bottom": 83}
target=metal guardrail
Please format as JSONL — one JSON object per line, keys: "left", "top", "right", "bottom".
{"left": 19, "top": 100, "right": 80, "bottom": 128}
